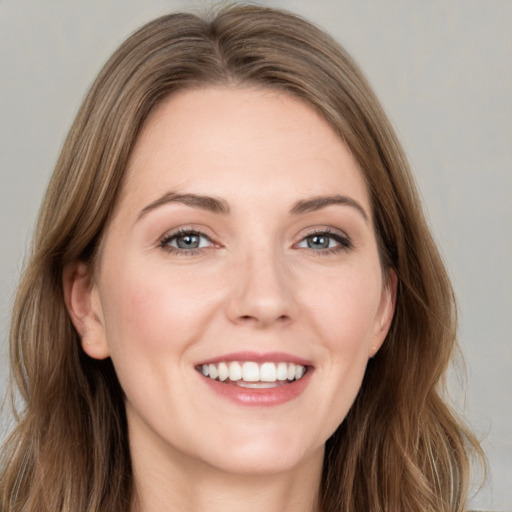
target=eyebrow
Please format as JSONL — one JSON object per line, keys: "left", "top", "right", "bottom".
{"left": 137, "top": 191, "right": 368, "bottom": 223}
{"left": 137, "top": 192, "right": 230, "bottom": 220}
{"left": 290, "top": 195, "right": 369, "bottom": 222}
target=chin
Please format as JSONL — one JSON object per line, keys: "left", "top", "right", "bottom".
{"left": 195, "top": 430, "right": 324, "bottom": 476}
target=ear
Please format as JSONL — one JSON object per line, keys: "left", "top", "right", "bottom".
{"left": 62, "top": 261, "right": 110, "bottom": 360}
{"left": 369, "top": 268, "right": 397, "bottom": 358}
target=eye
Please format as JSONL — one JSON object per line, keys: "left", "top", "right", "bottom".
{"left": 160, "top": 229, "right": 213, "bottom": 253}
{"left": 296, "top": 230, "right": 351, "bottom": 252}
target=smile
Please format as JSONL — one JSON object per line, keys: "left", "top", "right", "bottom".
{"left": 197, "top": 361, "right": 307, "bottom": 388}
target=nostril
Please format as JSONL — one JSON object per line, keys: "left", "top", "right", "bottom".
{"left": 234, "top": 313, "right": 292, "bottom": 328}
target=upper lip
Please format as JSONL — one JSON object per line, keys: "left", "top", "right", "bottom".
{"left": 196, "top": 351, "right": 313, "bottom": 367}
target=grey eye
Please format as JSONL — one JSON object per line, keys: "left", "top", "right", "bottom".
{"left": 306, "top": 235, "right": 331, "bottom": 249}
{"left": 162, "top": 231, "right": 212, "bottom": 251}
{"left": 175, "top": 233, "right": 201, "bottom": 249}
{"left": 298, "top": 234, "right": 341, "bottom": 250}
{"left": 296, "top": 230, "right": 352, "bottom": 252}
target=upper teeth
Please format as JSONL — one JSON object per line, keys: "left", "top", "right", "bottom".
{"left": 199, "top": 361, "right": 306, "bottom": 383}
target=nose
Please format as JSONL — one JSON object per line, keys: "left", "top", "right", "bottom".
{"left": 225, "top": 247, "right": 297, "bottom": 329}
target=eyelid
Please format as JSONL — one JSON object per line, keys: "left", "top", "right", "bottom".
{"left": 158, "top": 224, "right": 217, "bottom": 242}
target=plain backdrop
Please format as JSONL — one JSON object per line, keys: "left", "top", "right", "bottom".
{"left": 0, "top": 1, "right": 511, "bottom": 510}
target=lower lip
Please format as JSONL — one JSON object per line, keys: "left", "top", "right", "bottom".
{"left": 199, "top": 371, "right": 312, "bottom": 407}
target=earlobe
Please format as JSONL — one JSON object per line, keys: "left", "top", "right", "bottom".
{"left": 62, "top": 261, "right": 110, "bottom": 360}
{"left": 369, "top": 268, "right": 398, "bottom": 357}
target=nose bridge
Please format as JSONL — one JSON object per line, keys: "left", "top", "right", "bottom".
{"left": 226, "top": 239, "right": 296, "bottom": 327}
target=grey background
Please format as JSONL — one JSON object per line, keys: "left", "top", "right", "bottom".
{"left": 0, "top": 1, "right": 510, "bottom": 510}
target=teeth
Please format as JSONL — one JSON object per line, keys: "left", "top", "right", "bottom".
{"left": 260, "top": 362, "right": 276, "bottom": 382}
{"left": 218, "top": 362, "right": 229, "bottom": 381}
{"left": 198, "top": 361, "right": 307, "bottom": 384}
{"left": 242, "top": 362, "right": 259, "bottom": 382}
{"left": 229, "top": 361, "right": 242, "bottom": 381}
{"left": 208, "top": 364, "right": 218, "bottom": 380}
{"left": 236, "top": 381, "right": 280, "bottom": 389}
{"left": 277, "top": 362, "right": 288, "bottom": 381}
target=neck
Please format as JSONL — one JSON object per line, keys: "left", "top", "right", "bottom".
{"left": 129, "top": 426, "right": 323, "bottom": 512}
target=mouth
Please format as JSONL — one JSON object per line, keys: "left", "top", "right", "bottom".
{"left": 196, "top": 361, "right": 307, "bottom": 389}
{"left": 195, "top": 354, "right": 313, "bottom": 406}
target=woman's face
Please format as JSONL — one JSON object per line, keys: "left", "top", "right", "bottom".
{"left": 71, "top": 87, "right": 395, "bottom": 476}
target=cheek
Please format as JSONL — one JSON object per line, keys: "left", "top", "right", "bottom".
{"left": 305, "top": 266, "right": 383, "bottom": 355}
{"left": 100, "top": 263, "right": 219, "bottom": 360}
{"left": 300, "top": 267, "right": 383, "bottom": 435}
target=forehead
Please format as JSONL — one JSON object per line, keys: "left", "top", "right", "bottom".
{"left": 119, "top": 86, "right": 370, "bottom": 214}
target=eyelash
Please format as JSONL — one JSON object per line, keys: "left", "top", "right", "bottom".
{"left": 159, "top": 228, "right": 352, "bottom": 256}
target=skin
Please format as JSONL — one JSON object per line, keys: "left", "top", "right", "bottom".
{"left": 65, "top": 86, "right": 396, "bottom": 512}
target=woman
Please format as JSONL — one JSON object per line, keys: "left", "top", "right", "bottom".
{"left": 1, "top": 5, "right": 483, "bottom": 512}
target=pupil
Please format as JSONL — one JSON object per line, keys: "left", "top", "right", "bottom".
{"left": 308, "top": 235, "right": 328, "bottom": 249}
{"left": 177, "top": 234, "right": 199, "bottom": 249}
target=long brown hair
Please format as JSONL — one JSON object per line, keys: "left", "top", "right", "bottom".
{"left": 1, "top": 5, "right": 483, "bottom": 511}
